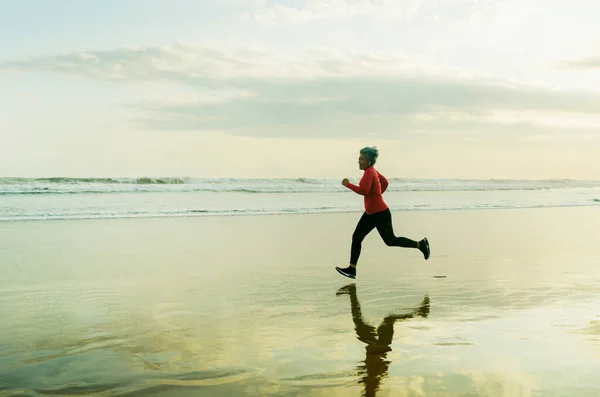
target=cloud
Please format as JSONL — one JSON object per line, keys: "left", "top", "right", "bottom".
{"left": 0, "top": 42, "right": 427, "bottom": 82}
{"left": 2, "top": 42, "right": 600, "bottom": 141}
{"left": 239, "top": 0, "right": 528, "bottom": 25}
{"left": 1, "top": 42, "right": 282, "bottom": 86}
{"left": 556, "top": 43, "right": 600, "bottom": 70}
{"left": 560, "top": 57, "right": 600, "bottom": 70}
{"left": 241, "top": 0, "right": 424, "bottom": 23}
{"left": 129, "top": 75, "right": 600, "bottom": 141}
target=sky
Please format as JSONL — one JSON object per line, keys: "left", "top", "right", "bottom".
{"left": 1, "top": 0, "right": 600, "bottom": 179}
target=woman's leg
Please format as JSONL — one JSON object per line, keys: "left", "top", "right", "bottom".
{"left": 374, "top": 209, "right": 431, "bottom": 259}
{"left": 375, "top": 209, "right": 418, "bottom": 248}
{"left": 350, "top": 212, "right": 377, "bottom": 265}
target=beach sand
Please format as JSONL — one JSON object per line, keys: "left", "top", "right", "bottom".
{"left": 1, "top": 206, "right": 600, "bottom": 396}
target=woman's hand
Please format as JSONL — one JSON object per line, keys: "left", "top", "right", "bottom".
{"left": 342, "top": 178, "right": 349, "bottom": 186}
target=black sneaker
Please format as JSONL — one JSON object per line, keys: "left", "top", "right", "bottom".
{"left": 335, "top": 266, "right": 356, "bottom": 279}
{"left": 419, "top": 238, "right": 430, "bottom": 260}
{"left": 417, "top": 295, "right": 430, "bottom": 317}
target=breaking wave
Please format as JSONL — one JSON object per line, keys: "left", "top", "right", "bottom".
{"left": 2, "top": 177, "right": 600, "bottom": 195}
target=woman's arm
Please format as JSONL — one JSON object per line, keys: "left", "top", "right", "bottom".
{"left": 378, "top": 172, "right": 388, "bottom": 193}
{"left": 346, "top": 168, "right": 376, "bottom": 195}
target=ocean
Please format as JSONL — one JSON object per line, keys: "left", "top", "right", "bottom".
{"left": 1, "top": 177, "right": 599, "bottom": 221}
{"left": 2, "top": 181, "right": 600, "bottom": 396}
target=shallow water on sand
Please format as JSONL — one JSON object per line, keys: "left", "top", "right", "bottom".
{"left": 1, "top": 209, "right": 600, "bottom": 396}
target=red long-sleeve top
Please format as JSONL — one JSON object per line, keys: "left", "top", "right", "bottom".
{"left": 345, "top": 166, "right": 389, "bottom": 214}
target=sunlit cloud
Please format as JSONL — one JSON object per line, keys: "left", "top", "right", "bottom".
{"left": 3, "top": 42, "right": 600, "bottom": 142}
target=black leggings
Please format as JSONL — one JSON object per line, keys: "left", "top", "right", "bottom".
{"left": 350, "top": 208, "right": 417, "bottom": 265}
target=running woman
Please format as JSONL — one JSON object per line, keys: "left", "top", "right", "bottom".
{"left": 335, "top": 146, "right": 430, "bottom": 279}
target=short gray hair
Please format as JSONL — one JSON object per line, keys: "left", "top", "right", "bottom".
{"left": 360, "top": 146, "right": 379, "bottom": 165}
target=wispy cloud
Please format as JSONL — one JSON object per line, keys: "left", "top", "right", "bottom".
{"left": 239, "top": 0, "right": 529, "bottom": 26}
{"left": 554, "top": 43, "right": 600, "bottom": 70}
{"left": 2, "top": 42, "right": 600, "bottom": 141}
{"left": 241, "top": 0, "right": 424, "bottom": 23}
{"left": 0, "top": 42, "right": 426, "bottom": 82}
{"left": 560, "top": 57, "right": 600, "bottom": 70}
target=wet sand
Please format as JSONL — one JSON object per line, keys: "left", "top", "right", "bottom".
{"left": 1, "top": 206, "right": 600, "bottom": 396}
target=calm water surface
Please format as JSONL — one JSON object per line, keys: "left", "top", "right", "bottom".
{"left": 1, "top": 211, "right": 600, "bottom": 396}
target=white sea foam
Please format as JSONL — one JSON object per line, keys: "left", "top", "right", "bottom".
{"left": 0, "top": 177, "right": 599, "bottom": 221}
{"left": 1, "top": 177, "right": 600, "bottom": 195}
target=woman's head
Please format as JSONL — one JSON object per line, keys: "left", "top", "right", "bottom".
{"left": 358, "top": 146, "right": 378, "bottom": 170}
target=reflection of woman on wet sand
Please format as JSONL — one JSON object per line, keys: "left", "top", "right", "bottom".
{"left": 336, "top": 284, "right": 430, "bottom": 397}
